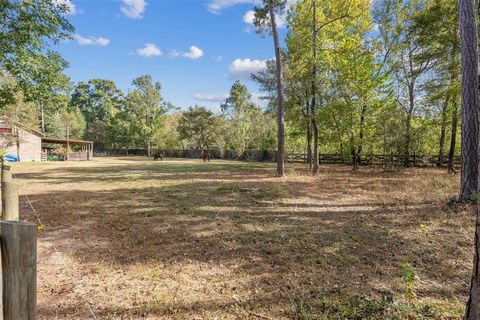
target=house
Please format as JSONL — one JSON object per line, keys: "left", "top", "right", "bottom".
{"left": 0, "top": 122, "right": 44, "bottom": 162}
{"left": 0, "top": 122, "right": 94, "bottom": 162}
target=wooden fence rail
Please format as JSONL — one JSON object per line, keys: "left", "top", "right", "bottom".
{"left": 95, "top": 149, "right": 461, "bottom": 168}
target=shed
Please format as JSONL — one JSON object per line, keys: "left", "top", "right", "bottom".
{"left": 0, "top": 122, "right": 44, "bottom": 162}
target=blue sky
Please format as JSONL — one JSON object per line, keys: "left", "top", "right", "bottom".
{"left": 53, "top": 0, "right": 288, "bottom": 111}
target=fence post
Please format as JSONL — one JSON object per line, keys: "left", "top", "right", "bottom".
{"left": 1, "top": 221, "right": 37, "bottom": 320}
{"left": 0, "top": 167, "right": 11, "bottom": 184}
{"left": 1, "top": 183, "right": 18, "bottom": 221}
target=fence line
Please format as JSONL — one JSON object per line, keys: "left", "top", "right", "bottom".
{"left": 94, "top": 149, "right": 461, "bottom": 168}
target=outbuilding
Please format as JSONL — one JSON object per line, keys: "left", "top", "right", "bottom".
{"left": 0, "top": 122, "right": 44, "bottom": 162}
{"left": 0, "top": 122, "right": 94, "bottom": 162}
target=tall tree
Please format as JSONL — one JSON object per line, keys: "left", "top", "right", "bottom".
{"left": 21, "top": 51, "right": 72, "bottom": 132}
{"left": 288, "top": 0, "right": 372, "bottom": 171}
{"left": 0, "top": 0, "right": 73, "bottom": 107}
{"left": 71, "top": 79, "right": 123, "bottom": 149}
{"left": 376, "top": 0, "right": 433, "bottom": 167}
{"left": 221, "top": 81, "right": 256, "bottom": 156}
{"left": 126, "top": 75, "right": 169, "bottom": 156}
{"left": 412, "top": 0, "right": 461, "bottom": 172}
{"left": 254, "top": 0, "right": 287, "bottom": 177}
{"left": 177, "top": 106, "right": 218, "bottom": 151}
{"left": 457, "top": 0, "right": 479, "bottom": 203}
{"left": 460, "top": 0, "right": 480, "bottom": 317}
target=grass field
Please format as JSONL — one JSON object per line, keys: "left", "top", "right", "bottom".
{"left": 10, "top": 157, "right": 473, "bottom": 319}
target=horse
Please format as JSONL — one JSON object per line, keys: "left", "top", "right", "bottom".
{"left": 153, "top": 152, "right": 164, "bottom": 161}
{"left": 203, "top": 152, "right": 211, "bottom": 162}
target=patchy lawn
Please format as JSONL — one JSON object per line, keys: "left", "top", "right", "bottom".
{"left": 11, "top": 157, "right": 472, "bottom": 319}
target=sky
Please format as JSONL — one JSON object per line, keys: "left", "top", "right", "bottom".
{"left": 53, "top": 0, "right": 289, "bottom": 111}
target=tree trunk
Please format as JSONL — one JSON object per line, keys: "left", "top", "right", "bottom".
{"left": 356, "top": 104, "right": 367, "bottom": 167}
{"left": 15, "top": 128, "right": 20, "bottom": 162}
{"left": 437, "top": 100, "right": 449, "bottom": 166}
{"left": 268, "top": 0, "right": 286, "bottom": 177}
{"left": 459, "top": 0, "right": 480, "bottom": 204}
{"left": 461, "top": 0, "right": 480, "bottom": 317}
{"left": 404, "top": 83, "right": 414, "bottom": 167}
{"left": 307, "top": 120, "right": 312, "bottom": 169}
{"left": 404, "top": 112, "right": 412, "bottom": 167}
{"left": 41, "top": 104, "right": 45, "bottom": 133}
{"left": 311, "top": 0, "right": 320, "bottom": 175}
{"left": 350, "top": 120, "right": 358, "bottom": 171}
{"left": 448, "top": 101, "right": 458, "bottom": 173}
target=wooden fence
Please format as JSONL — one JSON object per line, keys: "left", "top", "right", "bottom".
{"left": 284, "top": 152, "right": 462, "bottom": 167}
{"left": 95, "top": 149, "right": 461, "bottom": 167}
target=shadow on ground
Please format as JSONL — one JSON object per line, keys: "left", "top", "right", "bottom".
{"left": 13, "top": 158, "right": 470, "bottom": 319}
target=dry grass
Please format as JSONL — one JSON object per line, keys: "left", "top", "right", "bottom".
{"left": 10, "top": 157, "right": 472, "bottom": 319}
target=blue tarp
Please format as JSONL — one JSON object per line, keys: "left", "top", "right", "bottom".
{"left": 4, "top": 154, "right": 18, "bottom": 162}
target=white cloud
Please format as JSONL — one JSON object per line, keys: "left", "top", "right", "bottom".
{"left": 120, "top": 0, "right": 146, "bottom": 19}
{"left": 74, "top": 34, "right": 110, "bottom": 46}
{"left": 207, "top": 0, "right": 259, "bottom": 14}
{"left": 136, "top": 43, "right": 161, "bottom": 57}
{"left": 170, "top": 49, "right": 181, "bottom": 58}
{"left": 243, "top": 10, "right": 255, "bottom": 24}
{"left": 228, "top": 58, "right": 267, "bottom": 79}
{"left": 192, "top": 93, "right": 228, "bottom": 103}
{"left": 182, "top": 46, "right": 204, "bottom": 60}
{"left": 53, "top": 0, "right": 77, "bottom": 15}
{"left": 170, "top": 46, "right": 204, "bottom": 60}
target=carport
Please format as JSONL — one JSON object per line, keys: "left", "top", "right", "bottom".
{"left": 41, "top": 137, "right": 94, "bottom": 161}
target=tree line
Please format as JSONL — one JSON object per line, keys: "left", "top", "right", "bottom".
{"left": 0, "top": 0, "right": 468, "bottom": 180}
{"left": 0, "top": 0, "right": 464, "bottom": 175}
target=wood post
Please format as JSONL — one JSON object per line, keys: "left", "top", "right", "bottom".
{"left": 1, "top": 221, "right": 37, "bottom": 320}
{"left": 1, "top": 167, "right": 11, "bottom": 184}
{"left": 1, "top": 183, "right": 18, "bottom": 221}
{"left": 0, "top": 166, "right": 13, "bottom": 218}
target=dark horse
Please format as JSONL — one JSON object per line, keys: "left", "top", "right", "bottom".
{"left": 153, "top": 152, "right": 164, "bottom": 161}
{"left": 203, "top": 152, "right": 211, "bottom": 162}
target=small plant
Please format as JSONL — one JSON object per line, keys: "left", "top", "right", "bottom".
{"left": 400, "top": 262, "right": 417, "bottom": 299}
{"left": 54, "top": 145, "right": 73, "bottom": 160}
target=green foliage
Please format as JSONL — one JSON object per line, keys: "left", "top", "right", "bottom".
{"left": 0, "top": 0, "right": 73, "bottom": 108}
{"left": 220, "top": 81, "right": 277, "bottom": 154}
{"left": 126, "top": 75, "right": 170, "bottom": 153}
{"left": 177, "top": 106, "right": 218, "bottom": 150}
{"left": 53, "top": 145, "right": 72, "bottom": 160}
{"left": 71, "top": 79, "right": 123, "bottom": 147}
{"left": 400, "top": 262, "right": 417, "bottom": 298}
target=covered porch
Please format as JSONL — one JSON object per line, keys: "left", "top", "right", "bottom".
{"left": 41, "top": 137, "right": 94, "bottom": 161}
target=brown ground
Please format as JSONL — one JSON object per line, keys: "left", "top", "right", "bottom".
{"left": 10, "top": 157, "right": 472, "bottom": 319}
